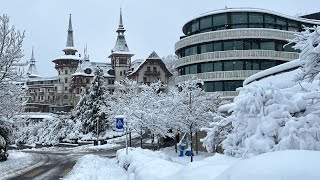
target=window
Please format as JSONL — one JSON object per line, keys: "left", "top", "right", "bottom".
{"left": 224, "top": 61, "right": 233, "bottom": 71}
{"left": 119, "top": 58, "right": 127, "bottom": 64}
{"left": 233, "top": 41, "right": 243, "bottom": 50}
{"left": 214, "top": 62, "right": 223, "bottom": 71}
{"left": 153, "top": 67, "right": 157, "bottom": 72}
{"left": 234, "top": 61, "right": 243, "bottom": 70}
{"left": 147, "top": 66, "right": 151, "bottom": 71}
{"left": 231, "top": 12, "right": 248, "bottom": 29}
{"left": 203, "top": 82, "right": 214, "bottom": 92}
{"left": 200, "top": 16, "right": 212, "bottom": 29}
{"left": 189, "top": 64, "right": 197, "bottom": 74}
{"left": 201, "top": 43, "right": 214, "bottom": 53}
{"left": 265, "top": 14, "right": 275, "bottom": 28}
{"left": 120, "top": 71, "right": 122, "bottom": 76}
{"left": 64, "top": 95, "right": 68, "bottom": 99}
{"left": 65, "top": 70, "right": 68, "bottom": 74}
{"left": 261, "top": 61, "right": 275, "bottom": 70}
{"left": 249, "top": 13, "right": 263, "bottom": 23}
{"left": 64, "top": 78, "right": 68, "bottom": 83}
{"left": 189, "top": 46, "right": 197, "bottom": 55}
{"left": 224, "top": 41, "right": 234, "bottom": 51}
{"left": 252, "top": 61, "right": 260, "bottom": 70}
{"left": 201, "top": 62, "right": 213, "bottom": 72}
{"left": 251, "top": 41, "right": 259, "bottom": 49}
{"left": 214, "top": 42, "right": 222, "bottom": 51}
{"left": 86, "top": 78, "right": 90, "bottom": 83}
{"left": 84, "top": 68, "right": 92, "bottom": 74}
{"left": 213, "top": 13, "right": 227, "bottom": 27}
{"left": 261, "top": 41, "right": 275, "bottom": 50}
{"left": 213, "top": 82, "right": 223, "bottom": 91}
{"left": 143, "top": 77, "right": 147, "bottom": 82}
{"left": 191, "top": 20, "right": 199, "bottom": 33}
{"left": 65, "top": 87, "right": 68, "bottom": 91}
{"left": 185, "top": 66, "right": 190, "bottom": 74}
{"left": 245, "top": 61, "right": 252, "bottom": 70}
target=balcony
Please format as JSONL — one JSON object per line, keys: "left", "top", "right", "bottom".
{"left": 175, "top": 70, "right": 261, "bottom": 84}
{"left": 144, "top": 71, "right": 160, "bottom": 76}
{"left": 175, "top": 50, "right": 299, "bottom": 68}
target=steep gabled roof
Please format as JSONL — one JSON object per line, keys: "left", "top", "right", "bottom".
{"left": 128, "top": 51, "right": 173, "bottom": 77}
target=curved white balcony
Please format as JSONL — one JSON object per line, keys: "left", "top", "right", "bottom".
{"left": 210, "top": 91, "right": 239, "bottom": 98}
{"left": 175, "top": 28, "right": 296, "bottom": 51}
{"left": 175, "top": 50, "right": 299, "bottom": 68}
{"left": 175, "top": 70, "right": 261, "bottom": 84}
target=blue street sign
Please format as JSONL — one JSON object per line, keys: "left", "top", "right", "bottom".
{"left": 115, "top": 115, "right": 124, "bottom": 132}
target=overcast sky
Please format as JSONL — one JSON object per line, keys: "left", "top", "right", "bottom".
{"left": 2, "top": 0, "right": 320, "bottom": 76}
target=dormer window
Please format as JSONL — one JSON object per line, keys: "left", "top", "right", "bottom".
{"left": 84, "top": 68, "right": 92, "bottom": 74}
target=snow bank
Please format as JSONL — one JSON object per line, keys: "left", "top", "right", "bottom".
{"left": 116, "top": 147, "right": 235, "bottom": 180}
{"left": 117, "top": 148, "right": 183, "bottom": 180}
{"left": 167, "top": 154, "right": 238, "bottom": 180}
{"left": 216, "top": 150, "right": 320, "bottom": 180}
{"left": 64, "top": 154, "right": 127, "bottom": 180}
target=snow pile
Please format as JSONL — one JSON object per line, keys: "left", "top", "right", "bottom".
{"left": 0, "top": 151, "right": 34, "bottom": 175}
{"left": 167, "top": 154, "right": 238, "bottom": 180}
{"left": 64, "top": 154, "right": 126, "bottom": 180}
{"left": 117, "top": 148, "right": 183, "bottom": 180}
{"left": 216, "top": 150, "right": 320, "bottom": 180}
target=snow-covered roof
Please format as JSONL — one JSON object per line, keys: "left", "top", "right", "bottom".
{"left": 72, "top": 59, "right": 115, "bottom": 78}
{"left": 53, "top": 55, "right": 80, "bottom": 61}
{"left": 27, "top": 76, "right": 58, "bottom": 82}
{"left": 183, "top": 7, "right": 320, "bottom": 31}
{"left": 148, "top": 51, "right": 161, "bottom": 59}
{"left": 112, "top": 36, "right": 130, "bottom": 53}
{"left": 128, "top": 51, "right": 173, "bottom": 77}
{"left": 244, "top": 59, "right": 301, "bottom": 85}
{"left": 63, "top": 47, "right": 78, "bottom": 52}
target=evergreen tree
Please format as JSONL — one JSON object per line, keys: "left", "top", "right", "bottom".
{"left": 73, "top": 67, "right": 110, "bottom": 138}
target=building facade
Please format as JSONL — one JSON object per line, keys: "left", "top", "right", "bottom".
{"left": 174, "top": 8, "right": 320, "bottom": 98}
{"left": 24, "top": 11, "right": 172, "bottom": 113}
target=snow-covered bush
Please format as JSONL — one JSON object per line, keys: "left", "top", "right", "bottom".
{"left": 13, "top": 114, "right": 76, "bottom": 145}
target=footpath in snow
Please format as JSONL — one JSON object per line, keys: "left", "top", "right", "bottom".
{"left": 64, "top": 147, "right": 320, "bottom": 180}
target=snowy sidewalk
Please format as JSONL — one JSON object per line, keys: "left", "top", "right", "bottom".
{"left": 64, "top": 154, "right": 127, "bottom": 180}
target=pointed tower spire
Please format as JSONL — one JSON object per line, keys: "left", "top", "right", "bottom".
{"left": 66, "top": 14, "right": 74, "bottom": 47}
{"left": 27, "top": 47, "right": 40, "bottom": 78}
{"left": 116, "top": 8, "right": 126, "bottom": 35}
{"left": 30, "top": 46, "right": 36, "bottom": 63}
{"left": 63, "top": 14, "right": 77, "bottom": 55}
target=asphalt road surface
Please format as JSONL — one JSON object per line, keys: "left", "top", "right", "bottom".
{"left": 5, "top": 134, "right": 156, "bottom": 180}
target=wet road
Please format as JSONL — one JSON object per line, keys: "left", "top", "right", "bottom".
{"left": 5, "top": 135, "right": 152, "bottom": 180}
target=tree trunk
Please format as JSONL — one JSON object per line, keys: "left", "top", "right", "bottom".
{"left": 129, "top": 131, "right": 132, "bottom": 147}
{"left": 196, "top": 131, "right": 198, "bottom": 155}
{"left": 190, "top": 126, "right": 193, "bottom": 162}
{"left": 140, "top": 127, "right": 143, "bottom": 148}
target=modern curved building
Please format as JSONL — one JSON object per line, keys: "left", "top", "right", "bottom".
{"left": 175, "top": 8, "right": 320, "bottom": 98}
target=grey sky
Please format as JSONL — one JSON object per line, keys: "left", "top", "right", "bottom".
{"left": 1, "top": 0, "right": 320, "bottom": 76}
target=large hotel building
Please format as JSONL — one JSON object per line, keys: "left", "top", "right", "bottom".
{"left": 174, "top": 8, "right": 320, "bottom": 98}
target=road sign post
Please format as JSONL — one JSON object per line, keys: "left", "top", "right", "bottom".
{"left": 115, "top": 115, "right": 128, "bottom": 155}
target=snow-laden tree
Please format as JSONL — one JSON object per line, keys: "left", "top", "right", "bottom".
{"left": 13, "top": 114, "right": 76, "bottom": 145}
{"left": 291, "top": 26, "right": 320, "bottom": 82}
{"left": 166, "top": 78, "right": 221, "bottom": 159}
{"left": 201, "top": 26, "right": 320, "bottom": 157}
{"left": 73, "top": 67, "right": 110, "bottom": 139}
{"left": 0, "top": 14, "right": 25, "bottom": 141}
